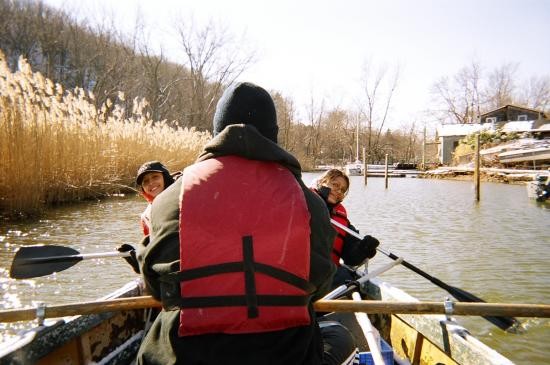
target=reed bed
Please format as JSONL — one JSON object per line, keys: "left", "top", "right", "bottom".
{"left": 0, "top": 51, "right": 211, "bottom": 219}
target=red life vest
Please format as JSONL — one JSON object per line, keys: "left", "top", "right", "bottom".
{"left": 330, "top": 203, "right": 350, "bottom": 266}
{"left": 174, "top": 156, "right": 313, "bottom": 336}
{"left": 140, "top": 204, "right": 152, "bottom": 236}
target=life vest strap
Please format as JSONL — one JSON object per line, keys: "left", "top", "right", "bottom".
{"left": 163, "top": 294, "right": 311, "bottom": 310}
{"left": 242, "top": 236, "right": 258, "bottom": 318}
{"left": 161, "top": 261, "right": 315, "bottom": 292}
{"left": 160, "top": 235, "right": 314, "bottom": 317}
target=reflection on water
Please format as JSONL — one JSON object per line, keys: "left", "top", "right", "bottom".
{"left": 0, "top": 195, "right": 142, "bottom": 342}
{"left": 1, "top": 177, "right": 549, "bottom": 364}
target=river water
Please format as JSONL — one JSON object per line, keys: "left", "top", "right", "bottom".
{"left": 1, "top": 173, "right": 549, "bottom": 364}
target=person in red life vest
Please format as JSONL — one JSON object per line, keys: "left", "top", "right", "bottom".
{"left": 312, "top": 169, "right": 380, "bottom": 288}
{"left": 118, "top": 161, "right": 175, "bottom": 273}
{"left": 135, "top": 82, "right": 357, "bottom": 365}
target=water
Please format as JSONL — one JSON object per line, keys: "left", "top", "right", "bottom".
{"left": 0, "top": 196, "right": 142, "bottom": 341}
{"left": 1, "top": 174, "right": 549, "bottom": 364}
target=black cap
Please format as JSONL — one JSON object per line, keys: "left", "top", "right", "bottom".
{"left": 213, "top": 82, "right": 278, "bottom": 143}
{"left": 136, "top": 161, "right": 171, "bottom": 186}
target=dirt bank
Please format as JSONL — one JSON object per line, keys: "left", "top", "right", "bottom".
{"left": 418, "top": 170, "right": 534, "bottom": 185}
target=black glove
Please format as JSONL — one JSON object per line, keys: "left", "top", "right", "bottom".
{"left": 359, "top": 235, "right": 379, "bottom": 259}
{"left": 318, "top": 186, "right": 331, "bottom": 202}
{"left": 117, "top": 244, "right": 140, "bottom": 274}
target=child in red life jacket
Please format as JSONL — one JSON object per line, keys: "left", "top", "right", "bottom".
{"left": 312, "top": 169, "right": 380, "bottom": 288}
{"left": 118, "top": 161, "right": 176, "bottom": 273}
{"left": 135, "top": 161, "right": 176, "bottom": 236}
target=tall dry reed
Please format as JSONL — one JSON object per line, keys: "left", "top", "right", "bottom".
{"left": 0, "top": 51, "right": 211, "bottom": 219}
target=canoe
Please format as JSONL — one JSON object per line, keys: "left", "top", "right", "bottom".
{"left": 0, "top": 269, "right": 516, "bottom": 365}
{"left": 0, "top": 279, "right": 153, "bottom": 365}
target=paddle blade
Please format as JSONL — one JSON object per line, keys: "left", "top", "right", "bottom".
{"left": 10, "top": 245, "right": 83, "bottom": 279}
{"left": 446, "top": 284, "right": 522, "bottom": 333}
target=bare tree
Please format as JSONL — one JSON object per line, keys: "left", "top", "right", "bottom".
{"left": 484, "top": 62, "right": 517, "bottom": 109}
{"left": 304, "top": 95, "right": 325, "bottom": 167}
{"left": 430, "top": 61, "right": 547, "bottom": 125}
{"left": 360, "top": 59, "right": 400, "bottom": 162}
{"left": 272, "top": 91, "right": 296, "bottom": 151}
{"left": 519, "top": 75, "right": 550, "bottom": 112}
{"left": 431, "top": 61, "right": 483, "bottom": 124}
{"left": 173, "top": 17, "right": 256, "bottom": 131}
{"left": 320, "top": 109, "right": 353, "bottom": 165}
{"left": 136, "top": 44, "right": 191, "bottom": 122}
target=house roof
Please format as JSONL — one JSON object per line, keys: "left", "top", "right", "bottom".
{"left": 437, "top": 123, "right": 483, "bottom": 137}
{"left": 479, "top": 104, "right": 547, "bottom": 119}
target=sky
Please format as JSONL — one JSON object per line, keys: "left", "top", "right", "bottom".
{"left": 43, "top": 0, "right": 550, "bottom": 130}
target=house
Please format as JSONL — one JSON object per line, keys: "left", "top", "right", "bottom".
{"left": 479, "top": 104, "right": 546, "bottom": 125}
{"left": 436, "top": 105, "right": 549, "bottom": 165}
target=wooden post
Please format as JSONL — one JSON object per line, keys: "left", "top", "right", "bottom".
{"left": 474, "top": 134, "right": 481, "bottom": 201}
{"left": 363, "top": 147, "right": 367, "bottom": 185}
{"left": 384, "top": 154, "right": 389, "bottom": 189}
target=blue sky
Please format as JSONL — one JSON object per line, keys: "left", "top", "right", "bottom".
{"left": 44, "top": 0, "right": 550, "bottom": 130}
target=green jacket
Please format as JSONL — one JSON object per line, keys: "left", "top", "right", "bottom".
{"left": 136, "top": 124, "right": 336, "bottom": 365}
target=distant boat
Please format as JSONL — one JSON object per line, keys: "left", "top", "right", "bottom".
{"left": 345, "top": 160, "right": 363, "bottom": 176}
{"left": 345, "top": 122, "right": 363, "bottom": 176}
{"left": 527, "top": 173, "right": 550, "bottom": 203}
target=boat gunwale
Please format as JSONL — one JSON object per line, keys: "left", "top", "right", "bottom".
{"left": 365, "top": 277, "right": 515, "bottom": 365}
{"left": 0, "top": 279, "right": 147, "bottom": 365}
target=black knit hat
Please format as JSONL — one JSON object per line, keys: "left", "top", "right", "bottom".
{"left": 213, "top": 82, "right": 278, "bottom": 143}
{"left": 136, "top": 161, "right": 174, "bottom": 187}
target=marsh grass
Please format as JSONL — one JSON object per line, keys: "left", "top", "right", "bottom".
{"left": 0, "top": 51, "right": 211, "bottom": 219}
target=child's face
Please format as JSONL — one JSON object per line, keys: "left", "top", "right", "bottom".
{"left": 322, "top": 176, "right": 348, "bottom": 204}
{"left": 141, "top": 172, "right": 165, "bottom": 198}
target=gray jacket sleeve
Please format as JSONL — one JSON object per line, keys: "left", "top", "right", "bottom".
{"left": 299, "top": 180, "right": 337, "bottom": 301}
{"left": 137, "top": 178, "right": 182, "bottom": 299}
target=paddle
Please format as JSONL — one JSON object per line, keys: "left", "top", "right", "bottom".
{"left": 9, "top": 245, "right": 130, "bottom": 279}
{"left": 1, "top": 296, "right": 549, "bottom": 323}
{"left": 323, "top": 259, "right": 403, "bottom": 300}
{"left": 330, "top": 219, "right": 522, "bottom": 332}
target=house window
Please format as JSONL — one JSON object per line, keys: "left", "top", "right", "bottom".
{"left": 518, "top": 115, "right": 527, "bottom": 121}
{"left": 486, "top": 117, "right": 497, "bottom": 123}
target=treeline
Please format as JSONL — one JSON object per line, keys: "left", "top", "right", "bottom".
{"left": 0, "top": 0, "right": 205, "bottom": 128}
{"left": 431, "top": 62, "right": 550, "bottom": 125}
{"left": 0, "top": 0, "right": 430, "bottom": 170}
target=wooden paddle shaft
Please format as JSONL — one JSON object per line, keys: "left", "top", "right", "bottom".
{"left": 1, "top": 297, "right": 549, "bottom": 323}
{"left": 316, "top": 300, "right": 550, "bottom": 318}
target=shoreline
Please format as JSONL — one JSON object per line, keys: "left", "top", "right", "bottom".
{"left": 418, "top": 166, "right": 547, "bottom": 185}
{"left": 417, "top": 170, "right": 532, "bottom": 185}
{"left": 309, "top": 166, "right": 546, "bottom": 185}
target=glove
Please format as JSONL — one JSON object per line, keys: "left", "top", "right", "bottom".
{"left": 117, "top": 244, "right": 140, "bottom": 274}
{"left": 359, "top": 235, "right": 379, "bottom": 259}
{"left": 318, "top": 186, "right": 331, "bottom": 202}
